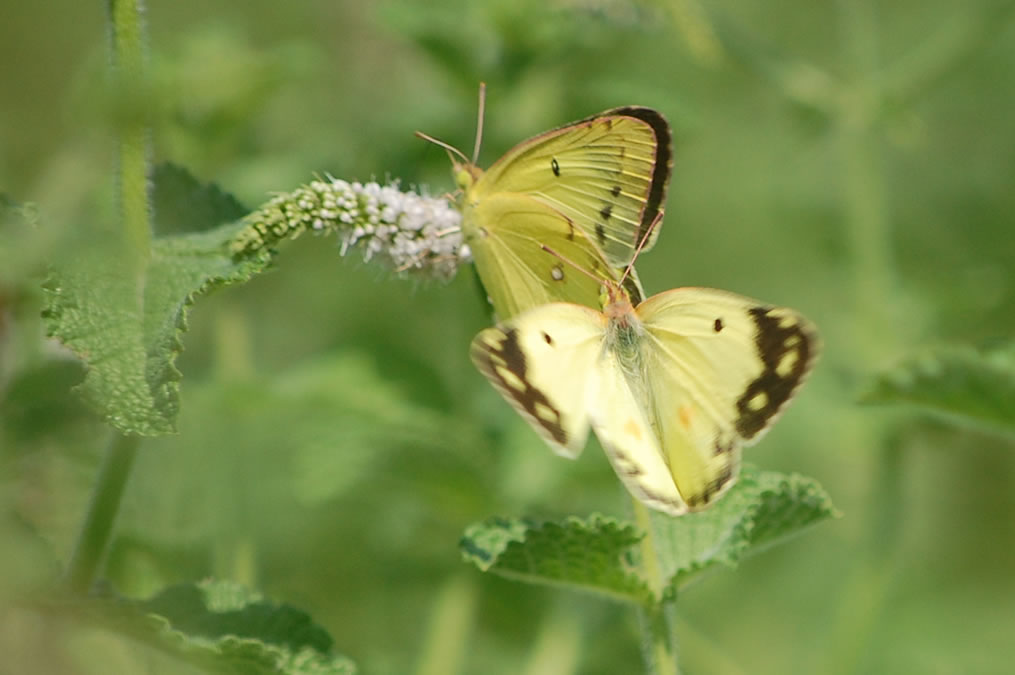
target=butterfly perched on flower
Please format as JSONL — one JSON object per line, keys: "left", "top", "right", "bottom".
{"left": 419, "top": 85, "right": 672, "bottom": 319}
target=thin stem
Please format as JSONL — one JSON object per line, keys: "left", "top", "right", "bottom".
{"left": 414, "top": 574, "right": 477, "bottom": 675}
{"left": 520, "top": 602, "right": 583, "bottom": 675}
{"left": 108, "top": 0, "right": 151, "bottom": 268}
{"left": 633, "top": 498, "right": 680, "bottom": 675}
{"left": 64, "top": 434, "right": 140, "bottom": 592}
{"left": 63, "top": 0, "right": 150, "bottom": 595}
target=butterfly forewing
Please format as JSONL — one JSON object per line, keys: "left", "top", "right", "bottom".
{"left": 470, "top": 304, "right": 605, "bottom": 458}
{"left": 479, "top": 108, "right": 672, "bottom": 269}
{"left": 636, "top": 288, "right": 818, "bottom": 508}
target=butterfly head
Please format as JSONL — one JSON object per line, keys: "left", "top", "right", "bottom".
{"left": 600, "top": 279, "right": 636, "bottom": 320}
{"left": 453, "top": 162, "right": 482, "bottom": 193}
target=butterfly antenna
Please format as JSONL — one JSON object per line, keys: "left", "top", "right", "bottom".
{"left": 617, "top": 211, "right": 664, "bottom": 288}
{"left": 471, "top": 82, "right": 487, "bottom": 166}
{"left": 414, "top": 131, "right": 470, "bottom": 165}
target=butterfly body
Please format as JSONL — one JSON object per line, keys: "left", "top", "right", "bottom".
{"left": 432, "top": 106, "right": 672, "bottom": 319}
{"left": 471, "top": 282, "right": 818, "bottom": 516}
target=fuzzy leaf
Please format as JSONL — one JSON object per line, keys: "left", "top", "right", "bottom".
{"left": 152, "top": 163, "right": 248, "bottom": 235}
{"left": 650, "top": 466, "right": 839, "bottom": 593}
{"left": 861, "top": 342, "right": 1015, "bottom": 437}
{"left": 460, "top": 515, "right": 654, "bottom": 605}
{"left": 52, "top": 580, "right": 355, "bottom": 675}
{"left": 43, "top": 171, "right": 266, "bottom": 435}
{"left": 461, "top": 468, "right": 837, "bottom": 605}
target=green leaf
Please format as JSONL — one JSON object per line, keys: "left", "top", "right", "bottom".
{"left": 649, "top": 466, "right": 839, "bottom": 594}
{"left": 460, "top": 515, "right": 654, "bottom": 605}
{"left": 50, "top": 580, "right": 355, "bottom": 675}
{"left": 152, "top": 163, "right": 248, "bottom": 235}
{"left": 43, "top": 171, "right": 268, "bottom": 435}
{"left": 860, "top": 342, "right": 1015, "bottom": 437}
{"left": 461, "top": 468, "right": 837, "bottom": 605}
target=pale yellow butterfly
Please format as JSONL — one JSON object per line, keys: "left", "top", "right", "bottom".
{"left": 470, "top": 252, "right": 818, "bottom": 515}
{"left": 418, "top": 85, "right": 672, "bottom": 319}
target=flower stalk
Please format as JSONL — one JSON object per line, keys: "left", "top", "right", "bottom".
{"left": 231, "top": 178, "right": 466, "bottom": 281}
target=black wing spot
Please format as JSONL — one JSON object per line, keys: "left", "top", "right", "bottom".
{"left": 686, "top": 462, "right": 734, "bottom": 508}
{"left": 477, "top": 329, "right": 568, "bottom": 445}
{"left": 542, "top": 332, "right": 554, "bottom": 346}
{"left": 600, "top": 205, "right": 613, "bottom": 221}
{"left": 551, "top": 158, "right": 561, "bottom": 177}
{"left": 595, "top": 223, "right": 607, "bottom": 244}
{"left": 734, "top": 308, "right": 816, "bottom": 439}
{"left": 611, "top": 185, "right": 621, "bottom": 197}
{"left": 713, "top": 434, "right": 735, "bottom": 457}
{"left": 713, "top": 318, "right": 724, "bottom": 333}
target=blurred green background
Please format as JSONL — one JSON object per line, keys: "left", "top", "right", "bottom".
{"left": 2, "top": 0, "right": 1014, "bottom": 673}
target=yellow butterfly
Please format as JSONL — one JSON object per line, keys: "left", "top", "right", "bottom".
{"left": 419, "top": 86, "right": 672, "bottom": 319}
{"left": 471, "top": 268, "right": 818, "bottom": 516}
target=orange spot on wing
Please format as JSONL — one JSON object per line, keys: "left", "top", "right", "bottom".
{"left": 677, "top": 405, "right": 694, "bottom": 430}
{"left": 623, "top": 418, "right": 642, "bottom": 440}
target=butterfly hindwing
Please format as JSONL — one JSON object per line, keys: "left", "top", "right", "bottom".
{"left": 468, "top": 192, "right": 644, "bottom": 320}
{"left": 470, "top": 304, "right": 605, "bottom": 458}
{"left": 586, "top": 349, "right": 689, "bottom": 516}
{"left": 479, "top": 107, "right": 672, "bottom": 269}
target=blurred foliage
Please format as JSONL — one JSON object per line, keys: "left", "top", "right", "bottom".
{"left": 3, "top": 0, "right": 1015, "bottom": 673}
{"left": 863, "top": 340, "right": 1015, "bottom": 438}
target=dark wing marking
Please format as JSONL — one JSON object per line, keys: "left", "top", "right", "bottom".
{"left": 735, "top": 307, "right": 819, "bottom": 440}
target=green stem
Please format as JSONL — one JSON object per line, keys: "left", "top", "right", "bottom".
{"left": 65, "top": 434, "right": 140, "bottom": 592}
{"left": 63, "top": 0, "right": 150, "bottom": 595}
{"left": 414, "top": 574, "right": 477, "bottom": 675}
{"left": 633, "top": 498, "right": 680, "bottom": 675}
{"left": 109, "top": 0, "right": 152, "bottom": 267}
{"left": 521, "top": 602, "right": 583, "bottom": 675}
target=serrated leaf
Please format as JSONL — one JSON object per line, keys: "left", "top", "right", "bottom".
{"left": 861, "top": 342, "right": 1015, "bottom": 438}
{"left": 649, "top": 466, "right": 839, "bottom": 593}
{"left": 49, "top": 580, "right": 355, "bottom": 675}
{"left": 152, "top": 163, "right": 248, "bottom": 235}
{"left": 460, "top": 515, "right": 654, "bottom": 605}
{"left": 43, "top": 167, "right": 268, "bottom": 435}
{"left": 461, "top": 468, "right": 836, "bottom": 606}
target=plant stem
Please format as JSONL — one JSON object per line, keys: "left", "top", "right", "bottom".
{"left": 414, "top": 574, "right": 477, "bottom": 675}
{"left": 633, "top": 498, "right": 680, "bottom": 675}
{"left": 108, "top": 0, "right": 152, "bottom": 267}
{"left": 65, "top": 434, "right": 140, "bottom": 592}
{"left": 63, "top": 0, "right": 150, "bottom": 595}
